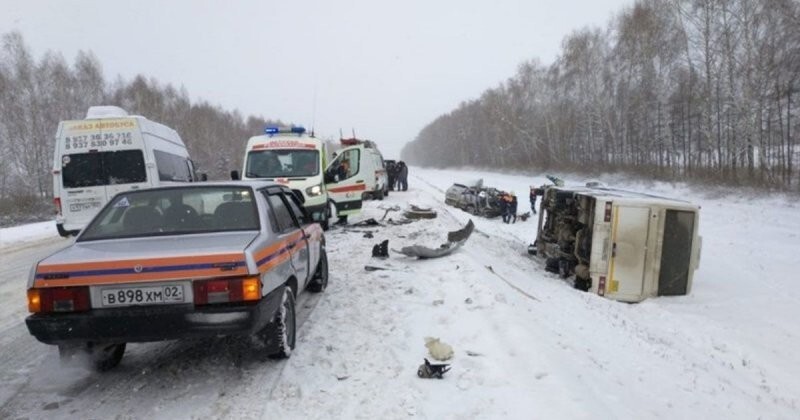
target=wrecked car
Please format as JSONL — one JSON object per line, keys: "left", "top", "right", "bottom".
{"left": 444, "top": 180, "right": 505, "bottom": 218}
{"left": 531, "top": 185, "right": 702, "bottom": 303}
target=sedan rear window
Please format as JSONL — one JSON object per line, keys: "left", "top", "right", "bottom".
{"left": 79, "top": 186, "right": 259, "bottom": 241}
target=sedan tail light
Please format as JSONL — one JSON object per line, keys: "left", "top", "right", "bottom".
{"left": 28, "top": 287, "right": 91, "bottom": 313}
{"left": 193, "top": 276, "right": 261, "bottom": 305}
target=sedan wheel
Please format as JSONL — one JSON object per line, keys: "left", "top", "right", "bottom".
{"left": 308, "top": 248, "right": 329, "bottom": 293}
{"left": 266, "top": 286, "right": 296, "bottom": 359}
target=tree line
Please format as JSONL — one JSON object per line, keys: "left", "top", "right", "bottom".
{"left": 0, "top": 31, "right": 279, "bottom": 205}
{"left": 402, "top": 0, "right": 800, "bottom": 190}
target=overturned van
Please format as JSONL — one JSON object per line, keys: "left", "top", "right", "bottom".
{"left": 530, "top": 185, "right": 702, "bottom": 303}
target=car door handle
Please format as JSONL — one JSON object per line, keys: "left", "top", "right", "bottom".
{"left": 356, "top": 180, "right": 364, "bottom": 183}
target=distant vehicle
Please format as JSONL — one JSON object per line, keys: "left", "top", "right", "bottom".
{"left": 240, "top": 126, "right": 333, "bottom": 229}
{"left": 25, "top": 181, "right": 328, "bottom": 371}
{"left": 53, "top": 106, "right": 199, "bottom": 237}
{"left": 530, "top": 184, "right": 702, "bottom": 302}
{"left": 444, "top": 179, "right": 505, "bottom": 218}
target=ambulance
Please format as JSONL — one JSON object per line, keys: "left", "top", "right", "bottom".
{"left": 326, "top": 137, "right": 389, "bottom": 201}
{"left": 53, "top": 106, "right": 198, "bottom": 237}
{"left": 241, "top": 126, "right": 335, "bottom": 229}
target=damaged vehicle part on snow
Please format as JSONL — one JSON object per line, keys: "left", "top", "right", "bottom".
{"left": 417, "top": 358, "right": 451, "bottom": 379}
{"left": 372, "top": 239, "right": 389, "bottom": 258}
{"left": 533, "top": 184, "right": 702, "bottom": 302}
{"left": 404, "top": 205, "right": 437, "bottom": 219}
{"left": 396, "top": 220, "right": 474, "bottom": 259}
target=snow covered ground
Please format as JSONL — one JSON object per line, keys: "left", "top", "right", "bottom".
{"left": 0, "top": 167, "right": 798, "bottom": 419}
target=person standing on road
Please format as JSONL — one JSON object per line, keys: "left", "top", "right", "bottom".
{"left": 398, "top": 161, "right": 409, "bottom": 191}
{"left": 500, "top": 193, "right": 511, "bottom": 223}
{"left": 386, "top": 161, "right": 397, "bottom": 191}
{"left": 529, "top": 185, "right": 538, "bottom": 215}
{"left": 510, "top": 192, "right": 519, "bottom": 223}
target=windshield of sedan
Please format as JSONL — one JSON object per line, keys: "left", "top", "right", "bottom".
{"left": 245, "top": 149, "right": 320, "bottom": 178}
{"left": 78, "top": 186, "right": 259, "bottom": 241}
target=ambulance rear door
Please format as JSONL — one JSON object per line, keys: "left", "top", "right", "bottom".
{"left": 325, "top": 146, "right": 364, "bottom": 217}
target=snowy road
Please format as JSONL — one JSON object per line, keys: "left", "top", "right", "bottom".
{"left": 0, "top": 168, "right": 798, "bottom": 419}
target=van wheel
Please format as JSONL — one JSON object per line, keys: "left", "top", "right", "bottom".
{"left": 375, "top": 188, "right": 385, "bottom": 200}
{"left": 265, "top": 286, "right": 296, "bottom": 359}
{"left": 308, "top": 248, "right": 328, "bottom": 292}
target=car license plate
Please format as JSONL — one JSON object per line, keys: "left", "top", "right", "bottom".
{"left": 101, "top": 284, "right": 185, "bottom": 307}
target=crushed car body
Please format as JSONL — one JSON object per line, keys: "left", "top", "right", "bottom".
{"left": 444, "top": 179, "right": 506, "bottom": 218}
{"left": 531, "top": 185, "right": 702, "bottom": 303}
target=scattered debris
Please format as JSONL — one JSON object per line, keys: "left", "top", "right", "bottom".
{"left": 350, "top": 218, "right": 383, "bottom": 227}
{"left": 485, "top": 265, "right": 540, "bottom": 302}
{"left": 425, "top": 337, "right": 454, "bottom": 361}
{"left": 396, "top": 220, "right": 475, "bottom": 259}
{"left": 465, "top": 350, "right": 483, "bottom": 357}
{"left": 404, "top": 205, "right": 437, "bottom": 219}
{"left": 336, "top": 375, "right": 350, "bottom": 381}
{"left": 380, "top": 205, "right": 401, "bottom": 221}
{"left": 363, "top": 232, "right": 374, "bottom": 238}
{"left": 372, "top": 240, "right": 389, "bottom": 258}
{"left": 386, "top": 218, "right": 415, "bottom": 226}
{"left": 417, "top": 358, "right": 451, "bottom": 379}
{"left": 464, "top": 297, "right": 473, "bottom": 304}
{"left": 518, "top": 211, "right": 531, "bottom": 222}
{"left": 432, "top": 299, "right": 445, "bottom": 306}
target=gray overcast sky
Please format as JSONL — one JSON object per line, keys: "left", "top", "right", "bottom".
{"left": 1, "top": 0, "right": 632, "bottom": 157}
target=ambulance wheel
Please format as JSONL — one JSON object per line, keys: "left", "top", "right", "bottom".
{"left": 375, "top": 188, "right": 385, "bottom": 200}
{"left": 308, "top": 248, "right": 328, "bottom": 293}
{"left": 265, "top": 286, "right": 296, "bottom": 359}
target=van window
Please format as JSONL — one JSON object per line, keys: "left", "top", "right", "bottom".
{"left": 62, "top": 150, "right": 146, "bottom": 188}
{"left": 246, "top": 149, "right": 320, "bottom": 178}
{"left": 154, "top": 149, "right": 193, "bottom": 182}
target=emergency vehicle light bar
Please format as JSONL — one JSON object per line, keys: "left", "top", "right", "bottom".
{"left": 265, "top": 126, "right": 306, "bottom": 135}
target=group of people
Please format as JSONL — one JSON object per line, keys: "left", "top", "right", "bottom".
{"left": 499, "top": 192, "right": 518, "bottom": 224}
{"left": 386, "top": 160, "right": 409, "bottom": 191}
{"left": 498, "top": 184, "right": 544, "bottom": 224}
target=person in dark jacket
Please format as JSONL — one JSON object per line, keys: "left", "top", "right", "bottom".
{"left": 397, "top": 161, "right": 409, "bottom": 191}
{"left": 500, "top": 193, "right": 511, "bottom": 223}
{"left": 529, "top": 186, "right": 538, "bottom": 215}
{"left": 510, "top": 193, "right": 518, "bottom": 223}
{"left": 385, "top": 161, "right": 397, "bottom": 191}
